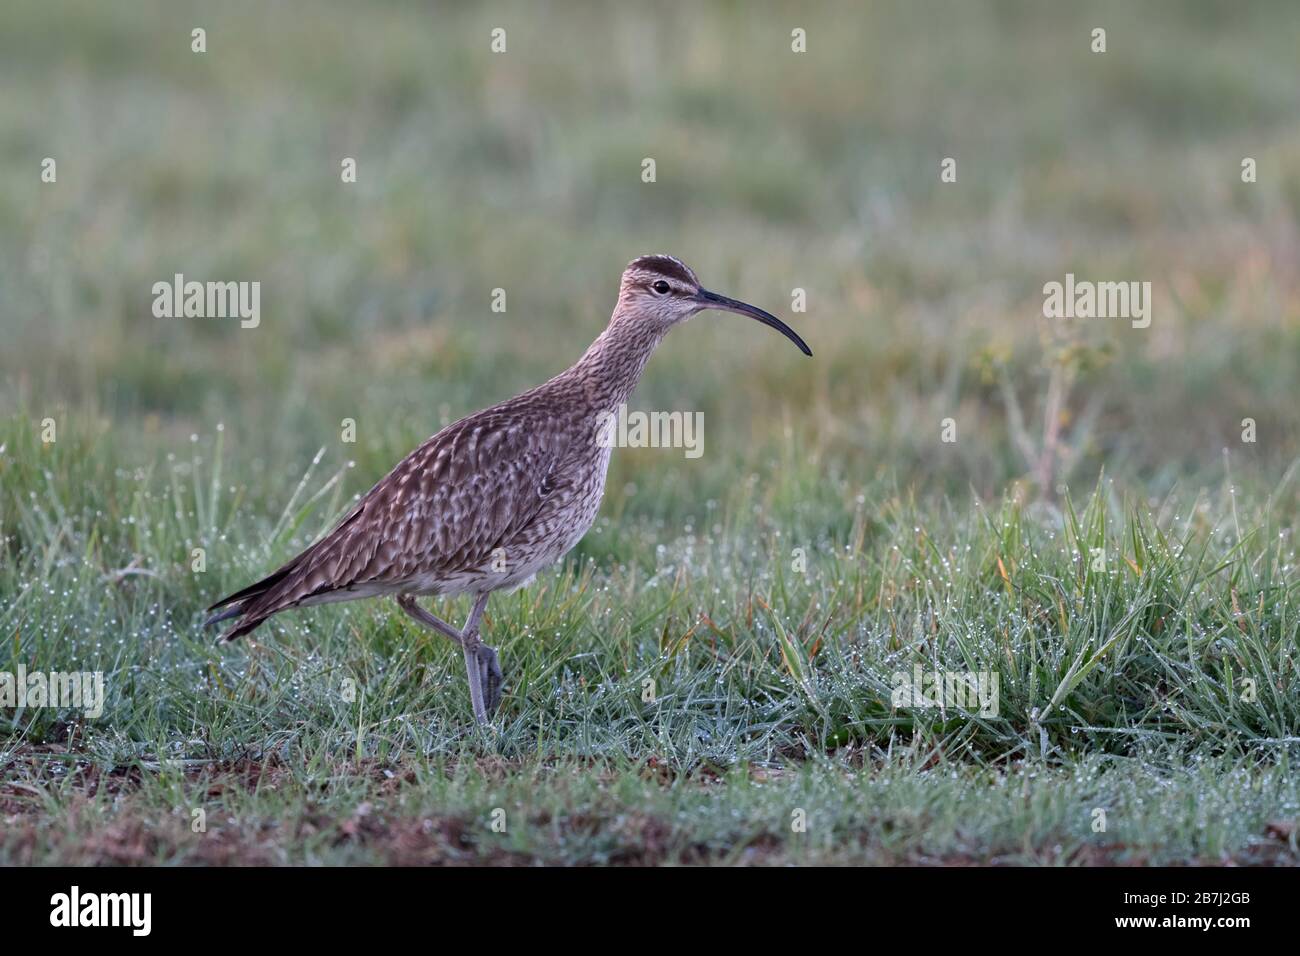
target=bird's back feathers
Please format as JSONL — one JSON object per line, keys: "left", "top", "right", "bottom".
{"left": 207, "top": 396, "right": 573, "bottom": 641}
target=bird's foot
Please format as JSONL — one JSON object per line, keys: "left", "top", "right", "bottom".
{"left": 475, "top": 643, "right": 504, "bottom": 717}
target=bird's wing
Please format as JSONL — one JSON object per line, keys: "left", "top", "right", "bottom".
{"left": 208, "top": 407, "right": 565, "bottom": 639}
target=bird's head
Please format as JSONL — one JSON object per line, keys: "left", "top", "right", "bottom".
{"left": 615, "top": 254, "right": 812, "bottom": 356}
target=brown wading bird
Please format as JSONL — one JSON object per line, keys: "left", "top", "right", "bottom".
{"left": 206, "top": 255, "right": 811, "bottom": 724}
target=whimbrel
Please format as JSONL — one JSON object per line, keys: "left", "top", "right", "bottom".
{"left": 206, "top": 255, "right": 811, "bottom": 724}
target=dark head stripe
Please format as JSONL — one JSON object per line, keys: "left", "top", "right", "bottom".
{"left": 625, "top": 254, "right": 698, "bottom": 286}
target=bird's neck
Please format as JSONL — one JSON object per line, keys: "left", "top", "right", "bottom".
{"left": 567, "top": 314, "right": 666, "bottom": 410}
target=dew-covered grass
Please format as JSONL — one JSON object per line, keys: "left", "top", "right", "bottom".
{"left": 3, "top": 415, "right": 1299, "bottom": 864}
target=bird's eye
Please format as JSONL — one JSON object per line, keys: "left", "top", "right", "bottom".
{"left": 651, "top": 280, "right": 671, "bottom": 295}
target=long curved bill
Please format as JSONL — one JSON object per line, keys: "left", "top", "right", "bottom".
{"left": 694, "top": 288, "right": 813, "bottom": 356}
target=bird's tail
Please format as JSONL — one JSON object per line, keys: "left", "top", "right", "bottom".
{"left": 203, "top": 603, "right": 245, "bottom": 628}
{"left": 204, "top": 562, "right": 298, "bottom": 642}
{"left": 205, "top": 501, "right": 369, "bottom": 642}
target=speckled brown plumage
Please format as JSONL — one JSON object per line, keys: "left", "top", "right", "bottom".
{"left": 206, "top": 254, "right": 810, "bottom": 722}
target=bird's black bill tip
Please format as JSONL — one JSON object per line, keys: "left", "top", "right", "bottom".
{"left": 695, "top": 288, "right": 812, "bottom": 357}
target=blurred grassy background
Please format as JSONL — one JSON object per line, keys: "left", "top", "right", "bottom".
{"left": 3, "top": 0, "right": 1298, "bottom": 514}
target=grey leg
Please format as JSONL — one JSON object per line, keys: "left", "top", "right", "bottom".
{"left": 459, "top": 594, "right": 499, "bottom": 724}
{"left": 397, "top": 593, "right": 502, "bottom": 725}
{"left": 396, "top": 594, "right": 463, "bottom": 645}
{"left": 476, "top": 645, "right": 504, "bottom": 716}
{"left": 462, "top": 593, "right": 502, "bottom": 716}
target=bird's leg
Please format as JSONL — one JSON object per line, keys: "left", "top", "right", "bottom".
{"left": 464, "top": 601, "right": 503, "bottom": 717}
{"left": 459, "top": 593, "right": 502, "bottom": 724}
{"left": 398, "top": 593, "right": 501, "bottom": 724}
{"left": 395, "top": 594, "right": 463, "bottom": 645}
{"left": 478, "top": 645, "right": 504, "bottom": 716}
